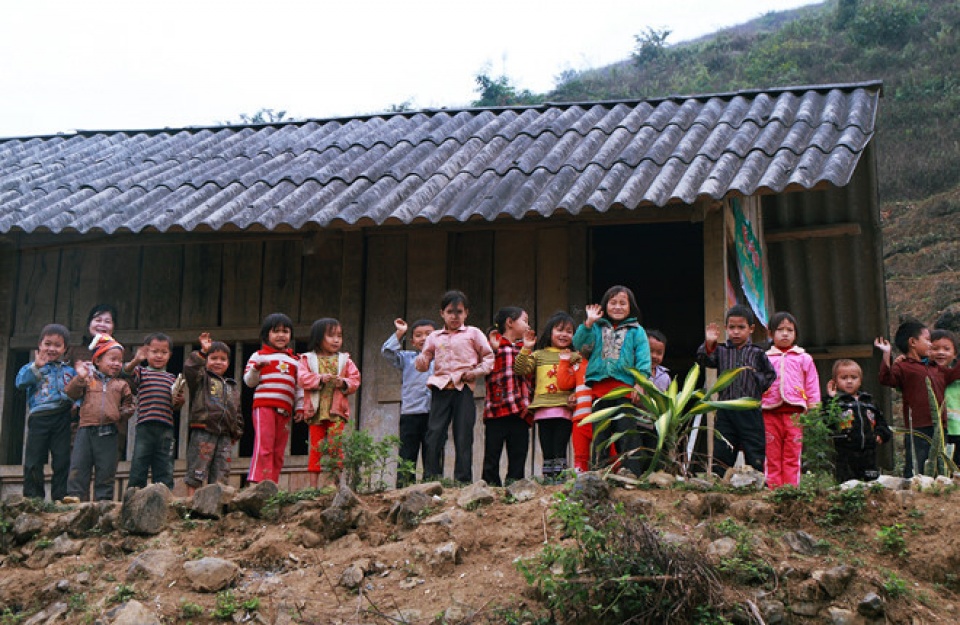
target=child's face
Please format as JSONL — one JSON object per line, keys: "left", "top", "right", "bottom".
{"left": 834, "top": 364, "right": 862, "bottom": 395}
{"left": 503, "top": 311, "right": 529, "bottom": 340}
{"left": 605, "top": 292, "right": 631, "bottom": 322}
{"left": 96, "top": 349, "right": 123, "bottom": 377}
{"left": 321, "top": 325, "right": 343, "bottom": 354}
{"left": 145, "top": 339, "right": 172, "bottom": 369}
{"left": 410, "top": 325, "right": 434, "bottom": 351}
{"left": 267, "top": 325, "right": 292, "bottom": 350}
{"left": 88, "top": 312, "right": 114, "bottom": 337}
{"left": 551, "top": 322, "right": 574, "bottom": 349}
{"left": 649, "top": 337, "right": 665, "bottom": 369}
{"left": 930, "top": 337, "right": 958, "bottom": 367}
{"left": 771, "top": 319, "right": 797, "bottom": 351}
{"left": 206, "top": 350, "right": 230, "bottom": 377}
{"left": 440, "top": 303, "right": 467, "bottom": 331}
{"left": 908, "top": 328, "right": 932, "bottom": 358}
{"left": 725, "top": 315, "right": 753, "bottom": 347}
{"left": 37, "top": 334, "right": 66, "bottom": 363}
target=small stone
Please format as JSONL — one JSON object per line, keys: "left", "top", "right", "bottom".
{"left": 50, "top": 533, "right": 84, "bottom": 556}
{"left": 783, "top": 530, "right": 820, "bottom": 555}
{"left": 340, "top": 562, "right": 366, "bottom": 589}
{"left": 875, "top": 474, "right": 907, "bottom": 490}
{"left": 127, "top": 549, "right": 179, "bottom": 581}
{"left": 428, "top": 542, "right": 460, "bottom": 575}
{"left": 729, "top": 499, "right": 775, "bottom": 523}
{"left": 387, "top": 491, "right": 435, "bottom": 528}
{"left": 758, "top": 599, "right": 785, "bottom": 624}
{"left": 191, "top": 484, "right": 225, "bottom": 519}
{"left": 231, "top": 480, "right": 279, "bottom": 518}
{"left": 456, "top": 482, "right": 495, "bottom": 509}
{"left": 813, "top": 564, "right": 855, "bottom": 598}
{"left": 23, "top": 601, "right": 68, "bottom": 625}
{"left": 706, "top": 537, "right": 737, "bottom": 559}
{"left": 909, "top": 475, "right": 936, "bottom": 491}
{"left": 790, "top": 601, "right": 820, "bottom": 617}
{"left": 726, "top": 467, "right": 766, "bottom": 490}
{"left": 569, "top": 472, "right": 609, "bottom": 503}
{"left": 12, "top": 513, "right": 44, "bottom": 544}
{"left": 858, "top": 592, "right": 884, "bottom": 619}
{"left": 646, "top": 471, "right": 675, "bottom": 488}
{"left": 506, "top": 478, "right": 540, "bottom": 502}
{"left": 182, "top": 557, "right": 239, "bottom": 592}
{"left": 826, "top": 606, "right": 856, "bottom": 625}
{"left": 107, "top": 599, "right": 161, "bottom": 625}
{"left": 120, "top": 484, "right": 172, "bottom": 535}
{"left": 332, "top": 484, "right": 360, "bottom": 509}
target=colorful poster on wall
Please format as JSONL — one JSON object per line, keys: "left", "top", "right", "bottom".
{"left": 732, "top": 198, "right": 769, "bottom": 327}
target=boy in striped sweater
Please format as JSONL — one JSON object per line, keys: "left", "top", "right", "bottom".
{"left": 244, "top": 313, "right": 302, "bottom": 485}
{"left": 124, "top": 333, "right": 184, "bottom": 490}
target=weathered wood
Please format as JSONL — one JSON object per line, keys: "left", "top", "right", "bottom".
{"left": 701, "top": 204, "right": 726, "bottom": 475}
{"left": 14, "top": 248, "right": 60, "bottom": 336}
{"left": 300, "top": 233, "right": 343, "bottom": 324}
{"left": 449, "top": 231, "right": 494, "bottom": 329}
{"left": 221, "top": 242, "right": 263, "bottom": 328}
{"left": 360, "top": 235, "right": 407, "bottom": 450}
{"left": 567, "top": 222, "right": 589, "bottom": 320}
{"left": 56, "top": 246, "right": 102, "bottom": 331}
{"left": 0, "top": 243, "right": 21, "bottom": 464}
{"left": 139, "top": 245, "right": 183, "bottom": 330}
{"left": 764, "top": 222, "right": 861, "bottom": 243}
{"left": 99, "top": 246, "right": 141, "bottom": 332}
{"left": 406, "top": 230, "right": 447, "bottom": 322}
{"left": 536, "top": 228, "right": 569, "bottom": 328}
{"left": 261, "top": 240, "right": 303, "bottom": 323}
{"left": 808, "top": 344, "right": 875, "bottom": 360}
{"left": 494, "top": 230, "right": 536, "bottom": 321}
{"left": 339, "top": 232, "right": 364, "bottom": 361}
{"left": 180, "top": 244, "right": 223, "bottom": 328}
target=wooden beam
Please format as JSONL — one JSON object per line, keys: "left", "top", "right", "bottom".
{"left": 807, "top": 344, "right": 876, "bottom": 360}
{"left": 764, "top": 223, "right": 861, "bottom": 243}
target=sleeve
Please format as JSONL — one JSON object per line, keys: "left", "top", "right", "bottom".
{"left": 755, "top": 351, "right": 777, "bottom": 394}
{"left": 572, "top": 324, "right": 595, "bottom": 354}
{"left": 183, "top": 351, "right": 206, "bottom": 394}
{"left": 230, "top": 388, "right": 244, "bottom": 440}
{"left": 119, "top": 384, "right": 135, "bottom": 421}
{"left": 381, "top": 334, "right": 405, "bottom": 370}
{"left": 514, "top": 349, "right": 536, "bottom": 376}
{"left": 124, "top": 366, "right": 143, "bottom": 395}
{"left": 414, "top": 333, "right": 436, "bottom": 372}
{"left": 15, "top": 363, "right": 41, "bottom": 390}
{"left": 878, "top": 358, "right": 900, "bottom": 389}
{"left": 696, "top": 343, "right": 718, "bottom": 369}
{"left": 298, "top": 354, "right": 322, "bottom": 390}
{"left": 802, "top": 354, "right": 822, "bottom": 408}
{"left": 554, "top": 356, "right": 579, "bottom": 391}
{"left": 633, "top": 327, "right": 651, "bottom": 378}
{"left": 65, "top": 374, "right": 87, "bottom": 401}
{"left": 473, "top": 329, "right": 495, "bottom": 377}
{"left": 873, "top": 404, "right": 892, "bottom": 442}
{"left": 340, "top": 356, "right": 361, "bottom": 396}
{"left": 242, "top": 352, "right": 262, "bottom": 388}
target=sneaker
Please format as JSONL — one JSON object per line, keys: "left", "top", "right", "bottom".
{"left": 60, "top": 496, "right": 80, "bottom": 504}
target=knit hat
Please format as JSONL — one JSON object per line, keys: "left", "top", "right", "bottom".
{"left": 89, "top": 333, "right": 123, "bottom": 362}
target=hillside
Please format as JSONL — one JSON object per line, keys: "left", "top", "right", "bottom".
{"left": 507, "top": 0, "right": 959, "bottom": 326}
{"left": 2, "top": 476, "right": 959, "bottom": 624}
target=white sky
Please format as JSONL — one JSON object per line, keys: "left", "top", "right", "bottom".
{"left": 0, "top": 0, "right": 819, "bottom": 138}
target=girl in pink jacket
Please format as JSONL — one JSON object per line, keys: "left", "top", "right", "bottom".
{"left": 762, "top": 311, "right": 821, "bottom": 488}
{"left": 298, "top": 318, "right": 361, "bottom": 488}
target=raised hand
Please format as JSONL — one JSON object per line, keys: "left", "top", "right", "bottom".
{"left": 522, "top": 329, "right": 537, "bottom": 350}
{"left": 199, "top": 332, "right": 213, "bottom": 353}
{"left": 584, "top": 304, "right": 603, "bottom": 327}
{"left": 826, "top": 379, "right": 837, "bottom": 397}
{"left": 705, "top": 322, "right": 721, "bottom": 345}
{"left": 873, "top": 337, "right": 891, "bottom": 353}
{"left": 394, "top": 318, "right": 408, "bottom": 336}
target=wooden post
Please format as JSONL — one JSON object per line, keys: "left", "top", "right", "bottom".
{"left": 702, "top": 202, "right": 727, "bottom": 476}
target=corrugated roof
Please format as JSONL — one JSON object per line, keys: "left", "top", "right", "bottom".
{"left": 0, "top": 81, "right": 881, "bottom": 235}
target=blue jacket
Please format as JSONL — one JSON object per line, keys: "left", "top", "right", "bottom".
{"left": 573, "top": 318, "right": 651, "bottom": 386}
{"left": 15, "top": 361, "right": 76, "bottom": 417}
{"left": 381, "top": 334, "right": 433, "bottom": 415}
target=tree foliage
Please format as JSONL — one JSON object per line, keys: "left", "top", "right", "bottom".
{"left": 472, "top": 72, "right": 544, "bottom": 107}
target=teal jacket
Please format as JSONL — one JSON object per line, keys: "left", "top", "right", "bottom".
{"left": 573, "top": 318, "right": 651, "bottom": 386}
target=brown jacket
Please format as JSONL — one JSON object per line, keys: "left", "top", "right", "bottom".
{"left": 65, "top": 371, "right": 135, "bottom": 427}
{"left": 184, "top": 351, "right": 243, "bottom": 439}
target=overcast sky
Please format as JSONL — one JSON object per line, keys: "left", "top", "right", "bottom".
{"left": 1, "top": 0, "right": 819, "bottom": 138}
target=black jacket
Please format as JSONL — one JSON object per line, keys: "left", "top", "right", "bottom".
{"left": 829, "top": 391, "right": 891, "bottom": 452}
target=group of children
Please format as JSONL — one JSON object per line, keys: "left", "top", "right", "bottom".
{"left": 16, "top": 291, "right": 960, "bottom": 501}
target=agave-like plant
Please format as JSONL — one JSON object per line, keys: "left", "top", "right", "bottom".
{"left": 582, "top": 364, "right": 760, "bottom": 478}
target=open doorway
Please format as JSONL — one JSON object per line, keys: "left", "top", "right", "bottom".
{"left": 590, "top": 222, "right": 705, "bottom": 381}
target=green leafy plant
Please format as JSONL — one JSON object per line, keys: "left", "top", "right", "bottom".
{"left": 795, "top": 400, "right": 844, "bottom": 479}
{"left": 212, "top": 590, "right": 239, "bottom": 620}
{"left": 34, "top": 537, "right": 52, "bottom": 550}
{"left": 517, "top": 493, "right": 722, "bottom": 624}
{"left": 179, "top": 600, "right": 203, "bottom": 618}
{"left": 262, "top": 487, "right": 326, "bottom": 518}
{"left": 318, "top": 429, "right": 403, "bottom": 493}
{"left": 108, "top": 584, "right": 137, "bottom": 605}
{"left": 710, "top": 519, "right": 775, "bottom": 586}
{"left": 881, "top": 569, "right": 911, "bottom": 599}
{"left": 584, "top": 364, "right": 760, "bottom": 478}
{"left": 819, "top": 486, "right": 867, "bottom": 529}
{"left": 877, "top": 524, "right": 908, "bottom": 556}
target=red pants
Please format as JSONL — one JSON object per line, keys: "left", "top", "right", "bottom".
{"left": 308, "top": 420, "right": 345, "bottom": 473}
{"left": 571, "top": 419, "right": 593, "bottom": 472}
{"left": 248, "top": 407, "right": 291, "bottom": 484}
{"left": 763, "top": 405, "right": 803, "bottom": 488}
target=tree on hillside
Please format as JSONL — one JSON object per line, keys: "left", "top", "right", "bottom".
{"left": 632, "top": 27, "right": 672, "bottom": 67}
{"left": 221, "top": 108, "right": 297, "bottom": 125}
{"left": 471, "top": 72, "right": 544, "bottom": 107}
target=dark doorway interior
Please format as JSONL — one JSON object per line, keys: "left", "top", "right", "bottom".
{"left": 590, "top": 221, "right": 705, "bottom": 381}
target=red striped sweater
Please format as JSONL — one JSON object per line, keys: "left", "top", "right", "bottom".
{"left": 243, "top": 345, "right": 301, "bottom": 414}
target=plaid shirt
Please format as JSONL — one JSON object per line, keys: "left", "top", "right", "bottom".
{"left": 484, "top": 336, "right": 531, "bottom": 420}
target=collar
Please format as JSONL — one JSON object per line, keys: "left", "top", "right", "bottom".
{"left": 768, "top": 345, "right": 805, "bottom": 355}
{"left": 439, "top": 325, "right": 469, "bottom": 334}
{"left": 260, "top": 344, "right": 295, "bottom": 357}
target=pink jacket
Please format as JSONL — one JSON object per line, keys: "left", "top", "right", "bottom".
{"left": 762, "top": 345, "right": 821, "bottom": 411}
{"left": 298, "top": 352, "right": 361, "bottom": 422}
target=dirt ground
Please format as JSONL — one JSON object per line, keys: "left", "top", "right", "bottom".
{"left": 2, "top": 475, "right": 960, "bottom": 624}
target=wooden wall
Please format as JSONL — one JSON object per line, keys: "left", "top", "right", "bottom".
{"left": 2, "top": 225, "right": 589, "bottom": 482}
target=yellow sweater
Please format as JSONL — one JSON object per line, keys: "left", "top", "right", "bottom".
{"left": 514, "top": 347, "right": 580, "bottom": 410}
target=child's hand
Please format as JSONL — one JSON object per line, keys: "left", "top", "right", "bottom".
{"left": 876, "top": 435, "right": 883, "bottom": 444}
{"left": 134, "top": 345, "right": 150, "bottom": 363}
{"left": 463, "top": 371, "right": 477, "bottom": 383}
{"left": 584, "top": 304, "right": 602, "bottom": 327}
{"left": 251, "top": 354, "right": 267, "bottom": 369}
{"left": 559, "top": 349, "right": 571, "bottom": 360}
{"left": 874, "top": 337, "right": 891, "bottom": 353}
{"left": 34, "top": 352, "right": 49, "bottom": 368}
{"left": 705, "top": 323, "right": 721, "bottom": 345}
{"left": 199, "top": 332, "right": 213, "bottom": 353}
{"left": 826, "top": 379, "right": 838, "bottom": 397}
{"left": 75, "top": 361, "right": 91, "bottom": 379}
{"left": 319, "top": 373, "right": 334, "bottom": 384}
{"left": 567, "top": 393, "right": 576, "bottom": 408}
{"left": 521, "top": 329, "right": 537, "bottom": 350}
{"left": 394, "top": 318, "right": 408, "bottom": 338}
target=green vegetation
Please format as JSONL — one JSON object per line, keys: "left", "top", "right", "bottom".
{"left": 710, "top": 519, "right": 776, "bottom": 586}
{"left": 820, "top": 485, "right": 867, "bottom": 528}
{"left": 517, "top": 493, "right": 722, "bottom": 624}
{"left": 882, "top": 569, "right": 911, "bottom": 598}
{"left": 107, "top": 583, "right": 137, "bottom": 605}
{"left": 317, "top": 429, "right": 404, "bottom": 493}
{"left": 179, "top": 600, "right": 204, "bottom": 618}
{"left": 213, "top": 590, "right": 259, "bottom": 620}
{"left": 877, "top": 523, "right": 908, "bottom": 556}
